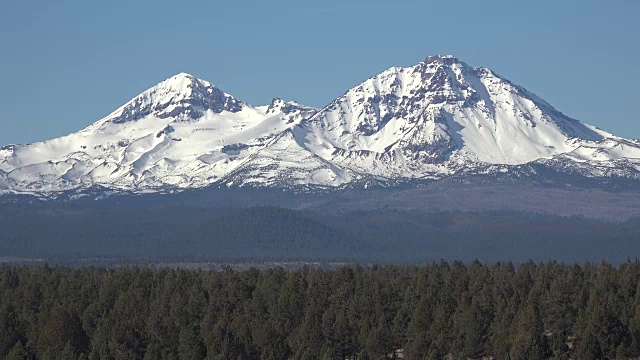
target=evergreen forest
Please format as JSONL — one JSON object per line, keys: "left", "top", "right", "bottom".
{"left": 2, "top": 261, "right": 640, "bottom": 359}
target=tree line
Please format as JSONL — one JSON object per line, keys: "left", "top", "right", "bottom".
{"left": 2, "top": 261, "right": 640, "bottom": 359}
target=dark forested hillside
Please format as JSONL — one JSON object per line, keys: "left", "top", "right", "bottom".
{"left": 2, "top": 262, "right": 640, "bottom": 359}
{"left": 1, "top": 205, "right": 640, "bottom": 264}
{"left": 0, "top": 206, "right": 372, "bottom": 262}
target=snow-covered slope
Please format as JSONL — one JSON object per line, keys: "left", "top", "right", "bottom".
{"left": 0, "top": 73, "right": 316, "bottom": 193}
{"left": 2, "top": 56, "right": 640, "bottom": 195}
{"left": 229, "top": 56, "right": 640, "bottom": 186}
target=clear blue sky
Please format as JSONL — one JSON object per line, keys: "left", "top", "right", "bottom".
{"left": 0, "top": 0, "right": 638, "bottom": 145}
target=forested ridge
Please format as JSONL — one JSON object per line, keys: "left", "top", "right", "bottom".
{"left": 2, "top": 261, "right": 640, "bottom": 359}
{"left": 2, "top": 205, "right": 640, "bottom": 263}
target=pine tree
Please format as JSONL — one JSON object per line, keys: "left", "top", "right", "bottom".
{"left": 6, "top": 342, "right": 29, "bottom": 360}
{"left": 178, "top": 324, "right": 206, "bottom": 360}
{"left": 60, "top": 342, "right": 77, "bottom": 360}
{"left": 509, "top": 301, "right": 550, "bottom": 360}
{"left": 0, "top": 305, "right": 21, "bottom": 357}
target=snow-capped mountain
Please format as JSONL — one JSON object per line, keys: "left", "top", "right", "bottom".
{"left": 226, "top": 55, "right": 640, "bottom": 187}
{"left": 0, "top": 73, "right": 316, "bottom": 193}
{"left": 2, "top": 56, "right": 640, "bottom": 196}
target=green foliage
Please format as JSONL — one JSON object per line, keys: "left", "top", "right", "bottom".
{"left": 1, "top": 261, "right": 640, "bottom": 359}
{"left": 6, "top": 342, "right": 29, "bottom": 360}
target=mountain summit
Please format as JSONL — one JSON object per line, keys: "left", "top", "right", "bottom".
{"left": 104, "top": 73, "right": 244, "bottom": 124}
{"left": 2, "top": 57, "right": 640, "bottom": 195}
{"left": 225, "top": 56, "right": 640, "bottom": 187}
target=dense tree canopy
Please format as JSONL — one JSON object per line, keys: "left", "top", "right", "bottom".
{"left": 2, "top": 261, "right": 640, "bottom": 359}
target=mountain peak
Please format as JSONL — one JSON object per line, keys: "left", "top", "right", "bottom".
{"left": 424, "top": 54, "right": 461, "bottom": 65}
{"left": 266, "top": 97, "right": 317, "bottom": 115}
{"left": 174, "top": 72, "right": 196, "bottom": 79}
{"left": 156, "top": 72, "right": 206, "bottom": 94}
{"left": 106, "top": 73, "right": 243, "bottom": 124}
{"left": 2, "top": 57, "right": 639, "bottom": 196}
